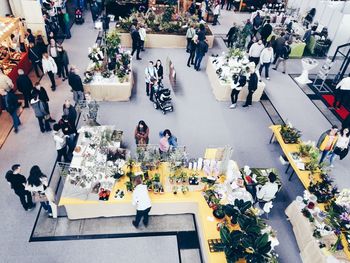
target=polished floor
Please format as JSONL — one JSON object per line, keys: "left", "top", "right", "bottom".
{"left": 1, "top": 8, "right": 350, "bottom": 263}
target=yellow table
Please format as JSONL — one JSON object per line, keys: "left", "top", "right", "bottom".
{"left": 269, "top": 125, "right": 321, "bottom": 188}
{"left": 59, "top": 164, "right": 229, "bottom": 263}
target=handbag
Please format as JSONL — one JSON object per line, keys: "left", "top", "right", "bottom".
{"left": 333, "top": 147, "right": 342, "bottom": 156}
{"left": 32, "top": 192, "right": 48, "bottom": 203}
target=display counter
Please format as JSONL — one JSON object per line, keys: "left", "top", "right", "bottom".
{"left": 206, "top": 57, "right": 265, "bottom": 102}
{"left": 83, "top": 73, "right": 133, "bottom": 102}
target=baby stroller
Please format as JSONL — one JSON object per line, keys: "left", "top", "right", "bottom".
{"left": 153, "top": 84, "right": 174, "bottom": 115}
{"left": 75, "top": 8, "right": 84, "bottom": 24}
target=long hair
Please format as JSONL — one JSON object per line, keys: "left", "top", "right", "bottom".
{"left": 27, "top": 165, "right": 47, "bottom": 187}
{"left": 340, "top": 128, "right": 350, "bottom": 137}
{"left": 137, "top": 120, "right": 148, "bottom": 132}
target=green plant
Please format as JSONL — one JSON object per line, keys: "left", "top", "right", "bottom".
{"left": 223, "top": 199, "right": 253, "bottom": 224}
{"left": 105, "top": 29, "right": 121, "bottom": 58}
{"left": 152, "top": 173, "right": 161, "bottom": 183}
{"left": 280, "top": 124, "right": 301, "bottom": 144}
{"left": 162, "top": 7, "right": 175, "bottom": 23}
{"left": 125, "top": 181, "right": 134, "bottom": 192}
{"left": 226, "top": 48, "right": 245, "bottom": 60}
{"left": 181, "top": 185, "right": 189, "bottom": 194}
{"left": 172, "top": 185, "right": 178, "bottom": 194}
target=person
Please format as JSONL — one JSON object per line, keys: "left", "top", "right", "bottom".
{"left": 149, "top": 78, "right": 159, "bottom": 102}
{"left": 243, "top": 66, "right": 258, "bottom": 108}
{"left": 139, "top": 24, "right": 146, "bottom": 51}
{"left": 317, "top": 125, "right": 339, "bottom": 164}
{"left": 68, "top": 66, "right": 85, "bottom": 103}
{"left": 256, "top": 172, "right": 279, "bottom": 202}
{"left": 131, "top": 27, "right": 142, "bottom": 60}
{"left": 144, "top": 61, "right": 158, "bottom": 96}
{"left": 272, "top": 41, "right": 291, "bottom": 74}
{"left": 90, "top": 0, "right": 99, "bottom": 22}
{"left": 35, "top": 34, "right": 47, "bottom": 57}
{"left": 155, "top": 60, "right": 163, "bottom": 85}
{"left": 329, "top": 128, "right": 350, "bottom": 167}
{"left": 83, "top": 91, "right": 100, "bottom": 126}
{"left": 304, "top": 8, "right": 316, "bottom": 28}
{"left": 52, "top": 123, "right": 69, "bottom": 162}
{"left": 194, "top": 39, "right": 209, "bottom": 71}
{"left": 259, "top": 45, "right": 274, "bottom": 80}
{"left": 0, "top": 68, "right": 14, "bottom": 91}
{"left": 197, "top": 23, "right": 206, "bottom": 41}
{"left": 26, "top": 29, "right": 35, "bottom": 44}
{"left": 32, "top": 82, "right": 55, "bottom": 122}
{"left": 134, "top": 120, "right": 150, "bottom": 146}
{"left": 63, "top": 10, "right": 71, "bottom": 39}
{"left": 57, "top": 45, "right": 69, "bottom": 80}
{"left": 63, "top": 99, "right": 77, "bottom": 128}
{"left": 30, "top": 92, "right": 51, "bottom": 133}
{"left": 187, "top": 35, "right": 198, "bottom": 67}
{"left": 332, "top": 74, "right": 350, "bottom": 110}
{"left": 252, "top": 12, "right": 263, "bottom": 36}
{"left": 132, "top": 176, "right": 152, "bottom": 228}
{"left": 188, "top": 1, "right": 196, "bottom": 15}
{"left": 26, "top": 166, "right": 56, "bottom": 217}
{"left": 260, "top": 20, "right": 272, "bottom": 44}
{"left": 272, "top": 32, "right": 286, "bottom": 64}
{"left": 28, "top": 42, "right": 44, "bottom": 78}
{"left": 226, "top": 23, "right": 238, "bottom": 48}
{"left": 248, "top": 39, "right": 264, "bottom": 66}
{"left": 5, "top": 164, "right": 35, "bottom": 211}
{"left": 186, "top": 24, "right": 196, "bottom": 53}
{"left": 200, "top": 0, "right": 207, "bottom": 21}
{"left": 229, "top": 69, "right": 247, "bottom": 109}
{"left": 212, "top": 1, "right": 220, "bottom": 26}
{"left": 42, "top": 52, "right": 58, "bottom": 91}
{"left": 226, "top": 0, "right": 233, "bottom": 10}
{"left": 16, "top": 69, "right": 33, "bottom": 108}
{"left": 0, "top": 87, "right": 21, "bottom": 133}
{"left": 58, "top": 115, "right": 77, "bottom": 156}
{"left": 159, "top": 129, "right": 171, "bottom": 154}
{"left": 47, "top": 39, "right": 59, "bottom": 68}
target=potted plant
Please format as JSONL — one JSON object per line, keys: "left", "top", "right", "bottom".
{"left": 169, "top": 174, "right": 176, "bottom": 184}
{"left": 213, "top": 204, "right": 225, "bottom": 219}
{"left": 125, "top": 181, "right": 134, "bottom": 192}
{"left": 172, "top": 185, "right": 178, "bottom": 195}
{"left": 181, "top": 185, "right": 189, "bottom": 194}
{"left": 280, "top": 124, "right": 301, "bottom": 144}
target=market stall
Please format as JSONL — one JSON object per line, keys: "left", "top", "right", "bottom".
{"left": 83, "top": 30, "right": 133, "bottom": 102}
{"left": 59, "top": 133, "right": 280, "bottom": 262}
{"left": 115, "top": 9, "right": 214, "bottom": 49}
{"left": 206, "top": 51, "right": 265, "bottom": 102}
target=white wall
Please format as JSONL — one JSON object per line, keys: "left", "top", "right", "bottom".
{"left": 328, "top": 14, "right": 350, "bottom": 56}
{"left": 0, "top": 0, "right": 11, "bottom": 16}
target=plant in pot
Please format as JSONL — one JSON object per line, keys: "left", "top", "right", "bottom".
{"left": 181, "top": 185, "right": 189, "bottom": 194}
{"left": 168, "top": 174, "right": 176, "bottom": 184}
{"left": 180, "top": 171, "right": 188, "bottom": 183}
{"left": 280, "top": 124, "right": 301, "bottom": 144}
{"left": 125, "top": 181, "right": 134, "bottom": 192}
{"left": 172, "top": 185, "right": 178, "bottom": 195}
{"left": 223, "top": 199, "right": 253, "bottom": 224}
{"left": 213, "top": 204, "right": 225, "bottom": 219}
{"left": 145, "top": 179, "right": 153, "bottom": 191}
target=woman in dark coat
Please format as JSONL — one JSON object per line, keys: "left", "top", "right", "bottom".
{"left": 57, "top": 45, "right": 69, "bottom": 80}
{"left": 155, "top": 60, "right": 163, "bottom": 85}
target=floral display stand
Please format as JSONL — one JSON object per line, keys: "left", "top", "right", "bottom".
{"left": 119, "top": 32, "right": 214, "bottom": 49}
{"left": 295, "top": 58, "right": 319, "bottom": 85}
{"left": 83, "top": 73, "right": 133, "bottom": 101}
{"left": 206, "top": 56, "right": 265, "bottom": 102}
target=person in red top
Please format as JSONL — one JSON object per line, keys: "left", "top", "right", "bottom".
{"left": 134, "top": 120, "right": 149, "bottom": 146}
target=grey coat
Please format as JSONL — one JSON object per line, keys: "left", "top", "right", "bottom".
{"left": 31, "top": 99, "right": 48, "bottom": 118}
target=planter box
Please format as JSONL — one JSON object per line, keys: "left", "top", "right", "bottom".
{"left": 119, "top": 32, "right": 214, "bottom": 48}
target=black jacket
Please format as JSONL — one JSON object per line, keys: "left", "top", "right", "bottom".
{"left": 131, "top": 30, "right": 141, "bottom": 46}
{"left": 4, "top": 90, "right": 19, "bottom": 114}
{"left": 261, "top": 23, "right": 272, "bottom": 40}
{"left": 156, "top": 65, "right": 163, "bottom": 79}
{"left": 226, "top": 26, "right": 237, "bottom": 41}
{"left": 196, "top": 41, "right": 208, "bottom": 55}
{"left": 58, "top": 119, "right": 77, "bottom": 135}
{"left": 32, "top": 87, "right": 49, "bottom": 103}
{"left": 280, "top": 45, "right": 291, "bottom": 59}
{"left": 5, "top": 171, "right": 26, "bottom": 191}
{"left": 28, "top": 46, "right": 41, "bottom": 63}
{"left": 68, "top": 72, "right": 84, "bottom": 92}
{"left": 248, "top": 73, "right": 258, "bottom": 92}
{"left": 57, "top": 50, "right": 69, "bottom": 66}
{"left": 16, "top": 75, "right": 33, "bottom": 95}
{"left": 63, "top": 104, "right": 77, "bottom": 127}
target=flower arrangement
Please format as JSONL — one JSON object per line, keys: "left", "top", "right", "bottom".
{"left": 280, "top": 124, "right": 301, "bottom": 144}
{"left": 308, "top": 173, "right": 338, "bottom": 203}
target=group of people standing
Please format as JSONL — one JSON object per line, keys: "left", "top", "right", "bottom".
{"left": 144, "top": 60, "right": 164, "bottom": 101}
{"left": 130, "top": 22, "right": 147, "bottom": 60}
{"left": 186, "top": 23, "right": 209, "bottom": 71}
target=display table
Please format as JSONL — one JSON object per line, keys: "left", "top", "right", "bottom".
{"left": 289, "top": 42, "right": 307, "bottom": 59}
{"left": 83, "top": 73, "right": 133, "bottom": 101}
{"left": 206, "top": 57, "right": 265, "bottom": 102}
{"left": 295, "top": 58, "right": 318, "bottom": 85}
{"left": 286, "top": 201, "right": 350, "bottom": 263}
{"left": 119, "top": 32, "right": 214, "bottom": 49}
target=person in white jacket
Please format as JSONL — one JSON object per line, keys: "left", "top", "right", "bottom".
{"left": 42, "top": 52, "right": 58, "bottom": 91}
{"left": 52, "top": 123, "right": 69, "bottom": 162}
{"left": 132, "top": 176, "right": 152, "bottom": 228}
{"left": 259, "top": 45, "right": 274, "bottom": 80}
{"left": 139, "top": 24, "right": 146, "bottom": 51}
{"left": 248, "top": 40, "right": 264, "bottom": 66}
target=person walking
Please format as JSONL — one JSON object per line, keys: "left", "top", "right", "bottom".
{"left": 229, "top": 70, "right": 247, "bottom": 109}
{"left": 144, "top": 61, "right": 158, "bottom": 97}
{"left": 243, "top": 67, "right": 258, "bottom": 108}
{"left": 272, "top": 41, "right": 291, "bottom": 74}
{"left": 317, "top": 125, "right": 339, "bottom": 164}
{"left": 63, "top": 99, "right": 77, "bottom": 128}
{"left": 187, "top": 35, "right": 198, "bottom": 67}
{"left": 226, "top": 23, "right": 238, "bottom": 48}
{"left": 132, "top": 176, "right": 152, "bottom": 228}
{"left": 33, "top": 82, "right": 55, "bottom": 122}
{"left": 226, "top": 0, "right": 234, "bottom": 10}
{"left": 155, "top": 60, "right": 163, "bottom": 85}
{"left": 30, "top": 93, "right": 51, "bottom": 133}
{"left": 332, "top": 74, "right": 350, "bottom": 110}
{"left": 131, "top": 27, "right": 142, "bottom": 60}
{"left": 47, "top": 39, "right": 59, "bottom": 69}
{"left": 28, "top": 42, "right": 43, "bottom": 78}
{"left": 5, "top": 164, "right": 35, "bottom": 211}
{"left": 272, "top": 32, "right": 286, "bottom": 64}
{"left": 252, "top": 12, "right": 263, "bottom": 36}
{"left": 42, "top": 52, "right": 58, "bottom": 91}
{"left": 329, "top": 128, "right": 350, "bottom": 167}
{"left": 52, "top": 123, "right": 69, "bottom": 162}
{"left": 259, "top": 45, "right": 274, "bottom": 80}
{"left": 139, "top": 24, "right": 146, "bottom": 51}
{"left": 159, "top": 129, "right": 171, "bottom": 155}
{"left": 0, "top": 87, "right": 21, "bottom": 133}
{"left": 57, "top": 45, "right": 69, "bottom": 81}
{"left": 134, "top": 120, "right": 150, "bottom": 146}
{"left": 26, "top": 165, "right": 56, "bottom": 218}
{"left": 260, "top": 20, "right": 273, "bottom": 44}
{"left": 16, "top": 69, "right": 33, "bottom": 108}
{"left": 212, "top": 1, "right": 220, "bottom": 26}
{"left": 186, "top": 24, "right": 196, "bottom": 53}
{"left": 90, "top": 0, "right": 99, "bottom": 22}
{"left": 194, "top": 39, "right": 209, "bottom": 71}
{"left": 248, "top": 39, "right": 264, "bottom": 66}
{"left": 68, "top": 66, "right": 85, "bottom": 104}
